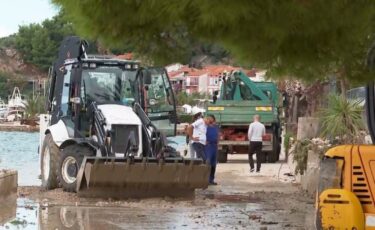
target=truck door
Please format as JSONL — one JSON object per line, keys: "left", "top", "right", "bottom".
{"left": 138, "top": 68, "right": 177, "bottom": 137}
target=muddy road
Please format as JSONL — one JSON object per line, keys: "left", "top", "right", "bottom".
{"left": 7, "top": 155, "right": 314, "bottom": 230}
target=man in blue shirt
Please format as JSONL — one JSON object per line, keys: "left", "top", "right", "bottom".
{"left": 205, "top": 115, "right": 219, "bottom": 185}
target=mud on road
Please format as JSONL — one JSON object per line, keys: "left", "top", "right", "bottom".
{"left": 14, "top": 155, "right": 314, "bottom": 230}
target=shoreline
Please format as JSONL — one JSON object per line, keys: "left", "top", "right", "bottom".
{"left": 0, "top": 124, "right": 39, "bottom": 132}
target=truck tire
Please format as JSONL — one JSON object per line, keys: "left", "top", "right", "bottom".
{"left": 58, "top": 144, "right": 93, "bottom": 192}
{"left": 217, "top": 149, "right": 228, "bottom": 163}
{"left": 41, "top": 133, "right": 60, "bottom": 190}
{"left": 267, "top": 135, "right": 280, "bottom": 163}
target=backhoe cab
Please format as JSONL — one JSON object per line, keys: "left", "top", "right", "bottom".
{"left": 39, "top": 36, "right": 209, "bottom": 198}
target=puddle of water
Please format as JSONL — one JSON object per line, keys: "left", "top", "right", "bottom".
{"left": 1, "top": 198, "right": 254, "bottom": 229}
{"left": 0, "top": 132, "right": 40, "bottom": 186}
{"left": 1, "top": 198, "right": 38, "bottom": 230}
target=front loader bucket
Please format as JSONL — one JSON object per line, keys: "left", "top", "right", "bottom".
{"left": 76, "top": 156, "right": 210, "bottom": 198}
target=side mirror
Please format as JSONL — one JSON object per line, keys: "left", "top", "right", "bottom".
{"left": 144, "top": 71, "right": 152, "bottom": 85}
{"left": 144, "top": 85, "right": 149, "bottom": 91}
{"left": 214, "top": 90, "right": 219, "bottom": 96}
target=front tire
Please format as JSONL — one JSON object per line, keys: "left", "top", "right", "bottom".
{"left": 58, "top": 145, "right": 93, "bottom": 192}
{"left": 41, "top": 133, "right": 60, "bottom": 190}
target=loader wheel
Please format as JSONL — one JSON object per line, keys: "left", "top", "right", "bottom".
{"left": 41, "top": 133, "right": 60, "bottom": 190}
{"left": 58, "top": 145, "right": 93, "bottom": 192}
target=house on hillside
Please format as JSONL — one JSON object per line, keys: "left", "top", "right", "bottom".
{"left": 166, "top": 63, "right": 267, "bottom": 95}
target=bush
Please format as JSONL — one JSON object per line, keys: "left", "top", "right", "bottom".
{"left": 178, "top": 114, "right": 193, "bottom": 123}
{"left": 320, "top": 94, "right": 364, "bottom": 144}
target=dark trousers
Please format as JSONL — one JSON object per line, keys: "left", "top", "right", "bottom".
{"left": 205, "top": 143, "right": 217, "bottom": 183}
{"left": 192, "top": 142, "right": 207, "bottom": 161}
{"left": 248, "top": 141, "right": 263, "bottom": 171}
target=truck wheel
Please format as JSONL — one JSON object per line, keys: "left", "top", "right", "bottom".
{"left": 217, "top": 150, "right": 228, "bottom": 163}
{"left": 267, "top": 135, "right": 280, "bottom": 163}
{"left": 58, "top": 144, "right": 93, "bottom": 192}
{"left": 41, "top": 133, "right": 60, "bottom": 190}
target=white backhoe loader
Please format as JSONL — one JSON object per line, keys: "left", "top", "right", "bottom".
{"left": 39, "top": 37, "right": 209, "bottom": 198}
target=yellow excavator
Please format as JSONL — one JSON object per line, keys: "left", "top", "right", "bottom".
{"left": 316, "top": 47, "right": 375, "bottom": 229}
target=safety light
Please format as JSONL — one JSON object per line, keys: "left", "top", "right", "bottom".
{"left": 125, "top": 64, "right": 132, "bottom": 69}
{"left": 89, "top": 63, "right": 97, "bottom": 68}
{"left": 82, "top": 63, "right": 89, "bottom": 68}
{"left": 133, "top": 64, "right": 139, "bottom": 69}
{"left": 255, "top": 106, "right": 272, "bottom": 111}
{"left": 207, "top": 107, "right": 224, "bottom": 111}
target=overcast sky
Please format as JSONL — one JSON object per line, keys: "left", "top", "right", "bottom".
{"left": 0, "top": 0, "right": 57, "bottom": 37}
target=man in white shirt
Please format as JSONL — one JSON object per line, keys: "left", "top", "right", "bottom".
{"left": 247, "top": 115, "right": 266, "bottom": 173}
{"left": 189, "top": 115, "right": 214, "bottom": 161}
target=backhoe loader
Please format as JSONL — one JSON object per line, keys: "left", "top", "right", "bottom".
{"left": 316, "top": 46, "right": 375, "bottom": 229}
{"left": 39, "top": 36, "right": 209, "bottom": 198}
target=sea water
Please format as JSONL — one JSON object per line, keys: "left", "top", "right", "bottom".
{"left": 0, "top": 132, "right": 40, "bottom": 186}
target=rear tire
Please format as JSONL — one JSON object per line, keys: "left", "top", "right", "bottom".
{"left": 58, "top": 144, "right": 93, "bottom": 192}
{"left": 267, "top": 134, "right": 280, "bottom": 163}
{"left": 217, "top": 149, "right": 228, "bottom": 163}
{"left": 41, "top": 133, "right": 59, "bottom": 190}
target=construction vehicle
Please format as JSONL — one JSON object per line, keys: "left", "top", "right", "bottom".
{"left": 315, "top": 47, "right": 375, "bottom": 229}
{"left": 206, "top": 70, "right": 281, "bottom": 163}
{"left": 39, "top": 36, "right": 209, "bottom": 198}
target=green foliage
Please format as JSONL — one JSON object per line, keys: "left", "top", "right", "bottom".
{"left": 0, "top": 35, "right": 16, "bottom": 48}
{"left": 178, "top": 114, "right": 193, "bottom": 123}
{"left": 283, "top": 132, "right": 294, "bottom": 156}
{"left": 14, "top": 12, "right": 75, "bottom": 71}
{"left": 0, "top": 72, "right": 28, "bottom": 100}
{"left": 292, "top": 139, "right": 310, "bottom": 175}
{"left": 320, "top": 94, "right": 364, "bottom": 143}
{"left": 24, "top": 96, "right": 45, "bottom": 119}
{"left": 292, "top": 138, "right": 331, "bottom": 175}
{"left": 53, "top": 0, "right": 375, "bottom": 82}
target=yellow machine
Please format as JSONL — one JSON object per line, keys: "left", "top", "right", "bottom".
{"left": 317, "top": 146, "right": 373, "bottom": 229}
{"left": 316, "top": 49, "right": 375, "bottom": 230}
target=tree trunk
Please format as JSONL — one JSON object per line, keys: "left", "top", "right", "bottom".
{"left": 292, "top": 95, "right": 299, "bottom": 124}
{"left": 340, "top": 77, "right": 347, "bottom": 100}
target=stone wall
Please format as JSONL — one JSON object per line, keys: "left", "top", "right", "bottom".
{"left": 0, "top": 170, "right": 17, "bottom": 201}
{"left": 287, "top": 117, "right": 321, "bottom": 195}
{"left": 296, "top": 117, "right": 320, "bottom": 140}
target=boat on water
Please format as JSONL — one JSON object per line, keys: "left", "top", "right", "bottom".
{"left": 5, "top": 87, "right": 27, "bottom": 122}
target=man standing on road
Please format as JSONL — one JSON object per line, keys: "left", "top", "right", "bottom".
{"left": 205, "top": 115, "right": 219, "bottom": 185}
{"left": 247, "top": 115, "right": 266, "bottom": 173}
{"left": 185, "top": 112, "right": 203, "bottom": 158}
{"left": 189, "top": 115, "right": 213, "bottom": 161}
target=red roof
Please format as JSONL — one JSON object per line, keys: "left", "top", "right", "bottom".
{"left": 116, "top": 53, "right": 133, "bottom": 60}
{"left": 187, "top": 70, "right": 208, "bottom": 77}
{"left": 169, "top": 71, "right": 184, "bottom": 79}
{"left": 166, "top": 64, "right": 258, "bottom": 79}
{"left": 203, "top": 65, "right": 240, "bottom": 76}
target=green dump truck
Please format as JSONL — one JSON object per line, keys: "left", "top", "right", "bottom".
{"left": 207, "top": 71, "right": 281, "bottom": 163}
